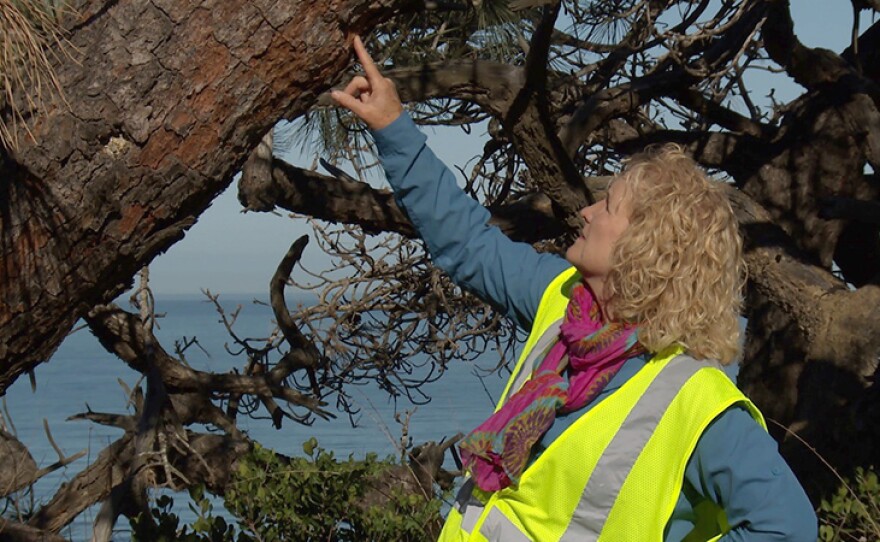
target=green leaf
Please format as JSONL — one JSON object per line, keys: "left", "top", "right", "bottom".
{"left": 303, "top": 436, "right": 318, "bottom": 457}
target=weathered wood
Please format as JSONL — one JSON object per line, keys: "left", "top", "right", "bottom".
{"left": 26, "top": 431, "right": 249, "bottom": 533}
{"left": 86, "top": 304, "right": 328, "bottom": 416}
{"left": 0, "top": 518, "right": 69, "bottom": 542}
{"left": 0, "top": 429, "right": 38, "bottom": 498}
{"left": 27, "top": 435, "right": 134, "bottom": 532}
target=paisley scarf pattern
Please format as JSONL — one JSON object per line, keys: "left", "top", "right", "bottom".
{"left": 458, "top": 283, "right": 644, "bottom": 491}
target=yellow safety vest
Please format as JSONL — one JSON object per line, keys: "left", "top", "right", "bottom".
{"left": 439, "top": 268, "right": 766, "bottom": 542}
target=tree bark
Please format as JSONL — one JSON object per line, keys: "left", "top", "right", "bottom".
{"left": 0, "top": 0, "right": 408, "bottom": 395}
{"left": 0, "top": 519, "right": 69, "bottom": 542}
{"left": 239, "top": 157, "right": 567, "bottom": 242}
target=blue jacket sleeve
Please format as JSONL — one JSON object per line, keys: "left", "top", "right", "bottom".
{"left": 685, "top": 407, "right": 817, "bottom": 541}
{"left": 372, "top": 113, "right": 570, "bottom": 330}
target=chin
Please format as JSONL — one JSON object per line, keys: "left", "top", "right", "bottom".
{"left": 564, "top": 240, "right": 585, "bottom": 267}
{"left": 564, "top": 246, "right": 577, "bottom": 266}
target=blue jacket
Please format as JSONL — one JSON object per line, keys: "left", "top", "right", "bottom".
{"left": 373, "top": 113, "right": 817, "bottom": 541}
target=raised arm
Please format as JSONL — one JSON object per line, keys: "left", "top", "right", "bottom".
{"left": 374, "top": 113, "right": 569, "bottom": 328}
{"left": 331, "top": 37, "right": 569, "bottom": 329}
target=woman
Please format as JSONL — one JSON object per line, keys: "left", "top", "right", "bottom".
{"left": 331, "top": 36, "right": 817, "bottom": 541}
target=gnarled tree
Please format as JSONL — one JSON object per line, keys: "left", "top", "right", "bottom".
{"left": 3, "top": 0, "right": 880, "bottom": 538}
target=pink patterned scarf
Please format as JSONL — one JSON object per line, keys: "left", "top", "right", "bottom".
{"left": 458, "top": 282, "right": 644, "bottom": 491}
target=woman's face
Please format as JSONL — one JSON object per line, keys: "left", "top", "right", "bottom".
{"left": 565, "top": 179, "right": 632, "bottom": 287}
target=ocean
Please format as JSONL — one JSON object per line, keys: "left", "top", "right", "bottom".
{"left": 2, "top": 294, "right": 510, "bottom": 541}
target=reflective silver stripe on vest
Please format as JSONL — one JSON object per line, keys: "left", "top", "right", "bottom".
{"left": 560, "top": 355, "right": 704, "bottom": 541}
{"left": 454, "top": 478, "right": 485, "bottom": 532}
{"left": 509, "top": 319, "right": 563, "bottom": 395}
{"left": 455, "top": 478, "right": 532, "bottom": 540}
{"left": 460, "top": 501, "right": 484, "bottom": 534}
{"left": 480, "top": 508, "right": 532, "bottom": 542}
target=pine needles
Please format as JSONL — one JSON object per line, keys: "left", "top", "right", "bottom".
{"left": 0, "top": 0, "right": 75, "bottom": 151}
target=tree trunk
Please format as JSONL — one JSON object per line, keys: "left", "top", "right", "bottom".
{"left": 0, "top": 0, "right": 406, "bottom": 395}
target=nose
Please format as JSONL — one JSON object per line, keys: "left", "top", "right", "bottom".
{"left": 580, "top": 201, "right": 599, "bottom": 224}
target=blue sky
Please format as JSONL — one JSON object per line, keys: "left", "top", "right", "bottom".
{"left": 148, "top": 2, "right": 874, "bottom": 295}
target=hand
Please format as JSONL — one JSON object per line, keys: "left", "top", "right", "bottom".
{"left": 330, "top": 36, "right": 404, "bottom": 131}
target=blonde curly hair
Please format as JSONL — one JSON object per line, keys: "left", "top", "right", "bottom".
{"left": 605, "top": 144, "right": 745, "bottom": 365}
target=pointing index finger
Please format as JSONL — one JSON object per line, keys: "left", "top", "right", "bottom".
{"left": 352, "top": 35, "right": 382, "bottom": 83}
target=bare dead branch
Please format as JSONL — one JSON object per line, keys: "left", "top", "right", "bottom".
{"left": 68, "top": 410, "right": 137, "bottom": 431}
{"left": 28, "top": 432, "right": 250, "bottom": 534}
{"left": 41, "top": 419, "right": 64, "bottom": 462}
{"left": 269, "top": 236, "right": 323, "bottom": 399}
{"left": 91, "top": 269, "right": 169, "bottom": 542}
{"left": 28, "top": 436, "right": 133, "bottom": 533}
{"left": 85, "top": 304, "right": 330, "bottom": 419}
{"left": 670, "top": 88, "right": 771, "bottom": 138}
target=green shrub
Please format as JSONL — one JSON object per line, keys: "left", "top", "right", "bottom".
{"left": 227, "top": 439, "right": 446, "bottom": 541}
{"left": 130, "top": 489, "right": 242, "bottom": 542}
{"left": 131, "top": 439, "right": 448, "bottom": 541}
{"left": 818, "top": 466, "right": 880, "bottom": 541}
